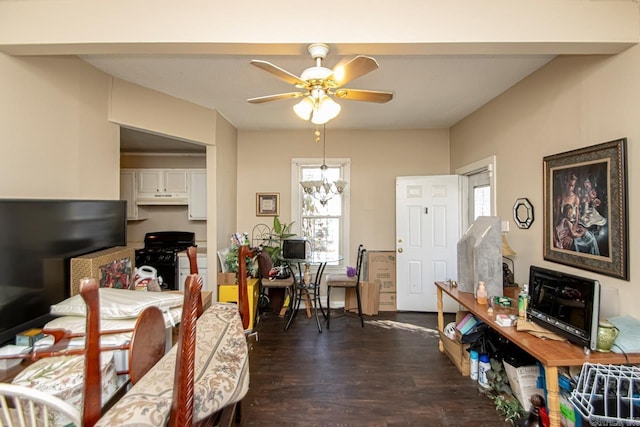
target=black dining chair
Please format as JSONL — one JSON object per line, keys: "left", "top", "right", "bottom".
{"left": 325, "top": 244, "right": 366, "bottom": 329}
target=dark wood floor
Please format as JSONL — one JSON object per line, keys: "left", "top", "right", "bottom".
{"left": 239, "top": 309, "right": 511, "bottom": 426}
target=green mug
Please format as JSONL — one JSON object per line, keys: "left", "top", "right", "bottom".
{"left": 596, "top": 320, "right": 620, "bottom": 352}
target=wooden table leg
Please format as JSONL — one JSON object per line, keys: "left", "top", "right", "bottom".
{"left": 437, "top": 286, "right": 444, "bottom": 353}
{"left": 302, "top": 289, "right": 312, "bottom": 318}
{"left": 544, "top": 365, "right": 561, "bottom": 427}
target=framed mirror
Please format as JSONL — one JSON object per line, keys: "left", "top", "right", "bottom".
{"left": 513, "top": 198, "right": 534, "bottom": 229}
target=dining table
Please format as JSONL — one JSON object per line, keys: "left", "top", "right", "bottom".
{"left": 285, "top": 253, "right": 343, "bottom": 333}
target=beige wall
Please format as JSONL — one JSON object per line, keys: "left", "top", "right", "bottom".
{"left": 0, "top": 54, "right": 119, "bottom": 199}
{"left": 215, "top": 114, "right": 238, "bottom": 253}
{"left": 451, "top": 46, "right": 640, "bottom": 317}
{"left": 0, "top": 53, "right": 231, "bottom": 292}
{"left": 237, "top": 129, "right": 450, "bottom": 254}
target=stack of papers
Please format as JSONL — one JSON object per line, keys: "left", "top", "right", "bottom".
{"left": 0, "top": 344, "right": 30, "bottom": 370}
{"left": 495, "top": 314, "right": 515, "bottom": 327}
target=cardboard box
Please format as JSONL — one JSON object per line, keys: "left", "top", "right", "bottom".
{"left": 503, "top": 361, "right": 544, "bottom": 412}
{"left": 15, "top": 328, "right": 44, "bottom": 347}
{"left": 70, "top": 246, "right": 135, "bottom": 295}
{"left": 378, "top": 292, "right": 397, "bottom": 311}
{"left": 345, "top": 281, "right": 380, "bottom": 316}
{"left": 217, "top": 272, "right": 236, "bottom": 285}
{"left": 218, "top": 278, "right": 259, "bottom": 330}
{"left": 366, "top": 251, "right": 396, "bottom": 293}
{"left": 503, "top": 286, "right": 520, "bottom": 300}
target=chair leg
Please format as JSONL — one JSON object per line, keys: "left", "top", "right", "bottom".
{"left": 285, "top": 285, "right": 301, "bottom": 331}
{"left": 326, "top": 286, "right": 331, "bottom": 330}
{"left": 355, "top": 283, "right": 364, "bottom": 328}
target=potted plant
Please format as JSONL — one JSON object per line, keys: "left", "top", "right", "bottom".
{"left": 261, "top": 216, "right": 296, "bottom": 267}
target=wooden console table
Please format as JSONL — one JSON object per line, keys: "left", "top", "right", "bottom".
{"left": 435, "top": 281, "right": 640, "bottom": 427}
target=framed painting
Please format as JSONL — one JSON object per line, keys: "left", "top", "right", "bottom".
{"left": 543, "top": 138, "right": 628, "bottom": 280}
{"left": 256, "top": 192, "right": 279, "bottom": 216}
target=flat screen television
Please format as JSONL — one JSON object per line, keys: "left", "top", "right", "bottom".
{"left": 527, "top": 265, "right": 601, "bottom": 351}
{"left": 0, "top": 199, "right": 127, "bottom": 346}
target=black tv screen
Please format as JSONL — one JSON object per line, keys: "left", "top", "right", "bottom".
{"left": 0, "top": 199, "right": 126, "bottom": 346}
{"left": 527, "top": 265, "right": 600, "bottom": 350}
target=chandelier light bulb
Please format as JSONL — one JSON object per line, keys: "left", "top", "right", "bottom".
{"left": 293, "top": 96, "right": 314, "bottom": 120}
{"left": 311, "top": 96, "right": 341, "bottom": 125}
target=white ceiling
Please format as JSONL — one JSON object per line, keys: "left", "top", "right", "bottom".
{"left": 84, "top": 50, "right": 554, "bottom": 152}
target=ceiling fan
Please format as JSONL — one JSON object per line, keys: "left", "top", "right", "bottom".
{"left": 247, "top": 43, "right": 393, "bottom": 125}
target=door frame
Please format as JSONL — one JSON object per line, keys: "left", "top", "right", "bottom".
{"left": 455, "top": 155, "right": 497, "bottom": 232}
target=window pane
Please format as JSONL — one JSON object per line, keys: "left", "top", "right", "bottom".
{"left": 473, "top": 185, "right": 491, "bottom": 220}
{"left": 302, "top": 217, "right": 340, "bottom": 262}
{"left": 296, "top": 160, "right": 347, "bottom": 265}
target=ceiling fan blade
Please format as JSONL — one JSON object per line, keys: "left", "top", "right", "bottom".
{"left": 250, "top": 60, "right": 308, "bottom": 87}
{"left": 247, "top": 92, "right": 305, "bottom": 104}
{"left": 334, "top": 88, "right": 393, "bottom": 103}
{"left": 331, "top": 56, "right": 379, "bottom": 86}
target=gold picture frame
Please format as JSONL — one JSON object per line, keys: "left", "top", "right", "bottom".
{"left": 543, "top": 138, "right": 628, "bottom": 280}
{"left": 256, "top": 192, "right": 280, "bottom": 216}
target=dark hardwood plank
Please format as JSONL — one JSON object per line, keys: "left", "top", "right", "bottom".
{"left": 240, "top": 311, "right": 511, "bottom": 426}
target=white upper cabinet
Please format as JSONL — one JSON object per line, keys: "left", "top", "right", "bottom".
{"left": 137, "top": 169, "right": 189, "bottom": 205}
{"left": 188, "top": 169, "right": 207, "bottom": 220}
{"left": 138, "top": 169, "right": 188, "bottom": 193}
{"left": 120, "top": 169, "right": 147, "bottom": 220}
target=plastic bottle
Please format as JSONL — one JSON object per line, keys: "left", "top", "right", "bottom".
{"left": 518, "top": 283, "right": 529, "bottom": 320}
{"left": 478, "top": 354, "right": 491, "bottom": 388}
{"left": 476, "top": 281, "right": 488, "bottom": 305}
{"left": 469, "top": 350, "right": 479, "bottom": 381}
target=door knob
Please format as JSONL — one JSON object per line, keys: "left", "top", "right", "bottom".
{"left": 398, "top": 248, "right": 403, "bottom": 253}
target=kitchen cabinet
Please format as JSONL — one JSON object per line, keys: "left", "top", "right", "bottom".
{"left": 188, "top": 169, "right": 207, "bottom": 220}
{"left": 120, "top": 168, "right": 205, "bottom": 218}
{"left": 120, "top": 169, "right": 147, "bottom": 220}
{"left": 137, "top": 169, "right": 189, "bottom": 204}
{"left": 178, "top": 252, "right": 207, "bottom": 291}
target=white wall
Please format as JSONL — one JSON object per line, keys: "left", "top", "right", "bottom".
{"left": 451, "top": 47, "right": 640, "bottom": 317}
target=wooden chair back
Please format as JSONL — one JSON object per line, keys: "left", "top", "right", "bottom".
{"left": 168, "top": 274, "right": 203, "bottom": 427}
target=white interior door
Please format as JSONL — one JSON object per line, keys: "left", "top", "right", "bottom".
{"left": 396, "top": 176, "right": 461, "bottom": 312}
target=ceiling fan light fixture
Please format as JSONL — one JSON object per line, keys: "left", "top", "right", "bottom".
{"left": 311, "top": 96, "right": 341, "bottom": 125}
{"left": 300, "top": 66, "right": 333, "bottom": 82}
{"left": 293, "top": 96, "right": 314, "bottom": 120}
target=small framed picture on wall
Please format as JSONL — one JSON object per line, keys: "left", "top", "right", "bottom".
{"left": 256, "top": 193, "right": 279, "bottom": 216}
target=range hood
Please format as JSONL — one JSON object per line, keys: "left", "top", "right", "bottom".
{"left": 136, "top": 193, "right": 189, "bottom": 205}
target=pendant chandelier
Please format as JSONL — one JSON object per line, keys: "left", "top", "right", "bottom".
{"left": 299, "top": 126, "right": 347, "bottom": 206}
